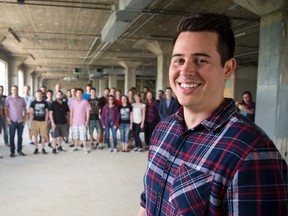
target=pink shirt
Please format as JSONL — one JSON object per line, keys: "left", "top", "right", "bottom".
{"left": 5, "top": 95, "right": 26, "bottom": 122}
{"left": 70, "top": 98, "right": 91, "bottom": 125}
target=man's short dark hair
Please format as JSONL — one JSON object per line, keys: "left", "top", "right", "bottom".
{"left": 76, "top": 88, "right": 84, "bottom": 94}
{"left": 90, "top": 87, "right": 96, "bottom": 92}
{"left": 47, "top": 89, "right": 53, "bottom": 94}
{"left": 173, "top": 12, "right": 235, "bottom": 67}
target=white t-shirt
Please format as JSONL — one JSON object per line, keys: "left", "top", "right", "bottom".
{"left": 132, "top": 103, "right": 146, "bottom": 124}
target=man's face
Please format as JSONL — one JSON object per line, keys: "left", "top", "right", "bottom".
{"left": 86, "top": 85, "right": 91, "bottom": 93}
{"left": 55, "top": 84, "right": 61, "bottom": 92}
{"left": 165, "top": 89, "right": 172, "bottom": 98}
{"left": 23, "top": 86, "right": 30, "bottom": 95}
{"left": 11, "top": 87, "right": 18, "bottom": 96}
{"left": 56, "top": 92, "right": 63, "bottom": 101}
{"left": 46, "top": 92, "right": 53, "bottom": 99}
{"left": 71, "top": 89, "right": 76, "bottom": 96}
{"left": 103, "top": 89, "right": 110, "bottom": 97}
{"left": 76, "top": 90, "right": 83, "bottom": 99}
{"left": 169, "top": 31, "right": 235, "bottom": 112}
{"left": 40, "top": 87, "right": 46, "bottom": 93}
{"left": 36, "top": 91, "right": 42, "bottom": 100}
{"left": 90, "top": 89, "right": 96, "bottom": 97}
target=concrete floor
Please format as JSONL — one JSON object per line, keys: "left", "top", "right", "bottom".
{"left": 0, "top": 128, "right": 147, "bottom": 216}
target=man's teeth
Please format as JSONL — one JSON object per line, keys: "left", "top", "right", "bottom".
{"left": 180, "top": 83, "right": 200, "bottom": 88}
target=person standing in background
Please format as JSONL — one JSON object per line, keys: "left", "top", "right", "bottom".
{"left": 30, "top": 90, "right": 49, "bottom": 155}
{"left": 132, "top": 93, "right": 146, "bottom": 152}
{"left": 101, "top": 95, "right": 119, "bottom": 153}
{"left": 4, "top": 85, "right": 26, "bottom": 157}
{"left": 0, "top": 85, "right": 9, "bottom": 147}
{"left": 23, "top": 85, "right": 35, "bottom": 145}
{"left": 70, "top": 88, "right": 91, "bottom": 154}
{"left": 158, "top": 87, "right": 180, "bottom": 120}
{"left": 236, "top": 91, "right": 255, "bottom": 122}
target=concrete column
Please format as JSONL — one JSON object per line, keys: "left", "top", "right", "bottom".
{"left": 93, "top": 79, "right": 100, "bottom": 91}
{"left": 146, "top": 41, "right": 172, "bottom": 92}
{"left": 8, "top": 55, "right": 26, "bottom": 90}
{"left": 98, "top": 78, "right": 107, "bottom": 97}
{"left": 119, "top": 61, "right": 140, "bottom": 94}
{"left": 108, "top": 74, "right": 117, "bottom": 88}
{"left": 22, "top": 65, "right": 36, "bottom": 88}
{"left": 32, "top": 72, "right": 41, "bottom": 93}
{"left": 234, "top": 0, "right": 288, "bottom": 161}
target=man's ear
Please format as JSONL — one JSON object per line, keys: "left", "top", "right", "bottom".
{"left": 224, "top": 58, "right": 236, "bottom": 80}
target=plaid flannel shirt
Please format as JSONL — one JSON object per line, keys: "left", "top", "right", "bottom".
{"left": 140, "top": 98, "right": 288, "bottom": 216}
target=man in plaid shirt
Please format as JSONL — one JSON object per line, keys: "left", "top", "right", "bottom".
{"left": 138, "top": 12, "right": 288, "bottom": 216}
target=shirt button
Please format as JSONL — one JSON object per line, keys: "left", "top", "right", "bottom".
{"left": 157, "top": 191, "right": 162, "bottom": 196}
{"left": 166, "top": 162, "right": 171, "bottom": 168}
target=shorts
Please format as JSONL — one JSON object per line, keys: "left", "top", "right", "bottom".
{"left": 88, "top": 120, "right": 101, "bottom": 135}
{"left": 31, "top": 120, "right": 48, "bottom": 137}
{"left": 51, "top": 124, "right": 69, "bottom": 138}
{"left": 72, "top": 125, "right": 86, "bottom": 141}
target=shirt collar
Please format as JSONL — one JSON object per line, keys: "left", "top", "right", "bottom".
{"left": 174, "top": 98, "right": 237, "bottom": 132}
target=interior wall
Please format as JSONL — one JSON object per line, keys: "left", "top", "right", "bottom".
{"left": 234, "top": 66, "right": 258, "bottom": 102}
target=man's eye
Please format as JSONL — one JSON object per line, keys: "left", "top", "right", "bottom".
{"left": 195, "top": 59, "right": 208, "bottom": 65}
{"left": 174, "top": 58, "right": 185, "bottom": 64}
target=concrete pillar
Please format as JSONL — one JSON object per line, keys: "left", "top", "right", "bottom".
{"left": 108, "top": 74, "right": 117, "bottom": 88}
{"left": 146, "top": 41, "right": 172, "bottom": 92}
{"left": 22, "top": 65, "right": 36, "bottom": 88}
{"left": 119, "top": 61, "right": 140, "bottom": 94}
{"left": 31, "top": 72, "right": 42, "bottom": 93}
{"left": 98, "top": 78, "right": 107, "bottom": 97}
{"left": 8, "top": 55, "right": 27, "bottom": 90}
{"left": 93, "top": 79, "right": 100, "bottom": 91}
{"left": 234, "top": 0, "right": 288, "bottom": 161}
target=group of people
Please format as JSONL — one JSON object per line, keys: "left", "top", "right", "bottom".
{"left": 0, "top": 82, "right": 181, "bottom": 158}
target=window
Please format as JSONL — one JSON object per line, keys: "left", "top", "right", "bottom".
{"left": 0, "top": 59, "right": 8, "bottom": 95}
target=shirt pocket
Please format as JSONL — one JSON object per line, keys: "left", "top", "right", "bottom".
{"left": 169, "top": 164, "right": 213, "bottom": 216}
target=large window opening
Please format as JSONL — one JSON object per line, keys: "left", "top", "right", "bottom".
{"left": 18, "top": 69, "right": 24, "bottom": 96}
{"left": 0, "top": 59, "right": 8, "bottom": 95}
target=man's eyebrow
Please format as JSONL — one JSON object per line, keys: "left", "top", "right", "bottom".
{"left": 171, "top": 53, "right": 212, "bottom": 58}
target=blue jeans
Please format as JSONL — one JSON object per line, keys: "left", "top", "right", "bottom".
{"left": 105, "top": 124, "right": 117, "bottom": 148}
{"left": 120, "top": 123, "right": 130, "bottom": 143}
{"left": 9, "top": 121, "right": 24, "bottom": 154}
{"left": 2, "top": 117, "right": 9, "bottom": 144}
{"left": 133, "top": 123, "right": 142, "bottom": 148}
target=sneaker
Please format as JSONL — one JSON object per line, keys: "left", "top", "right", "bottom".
{"left": 0, "top": 155, "right": 3, "bottom": 159}
{"left": 33, "top": 149, "right": 39, "bottom": 154}
{"left": 91, "top": 143, "right": 95, "bottom": 149}
{"left": 133, "top": 147, "right": 138, "bottom": 152}
{"left": 80, "top": 144, "right": 84, "bottom": 148}
{"left": 108, "top": 148, "right": 113, "bottom": 153}
{"left": 18, "top": 151, "right": 26, "bottom": 156}
{"left": 113, "top": 148, "right": 118, "bottom": 153}
{"left": 57, "top": 146, "right": 64, "bottom": 151}
{"left": 69, "top": 144, "right": 75, "bottom": 148}
{"left": 52, "top": 148, "right": 57, "bottom": 154}
{"left": 72, "top": 147, "right": 78, "bottom": 152}
{"left": 48, "top": 143, "right": 52, "bottom": 148}
{"left": 84, "top": 148, "right": 89, "bottom": 154}
{"left": 42, "top": 149, "right": 48, "bottom": 154}
{"left": 29, "top": 141, "right": 34, "bottom": 145}
{"left": 137, "top": 148, "right": 143, "bottom": 152}
{"left": 5, "top": 143, "right": 10, "bottom": 147}
{"left": 95, "top": 143, "right": 99, "bottom": 149}
{"left": 10, "top": 153, "right": 15, "bottom": 158}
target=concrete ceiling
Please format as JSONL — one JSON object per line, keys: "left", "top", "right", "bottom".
{"left": 0, "top": 0, "right": 260, "bottom": 80}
